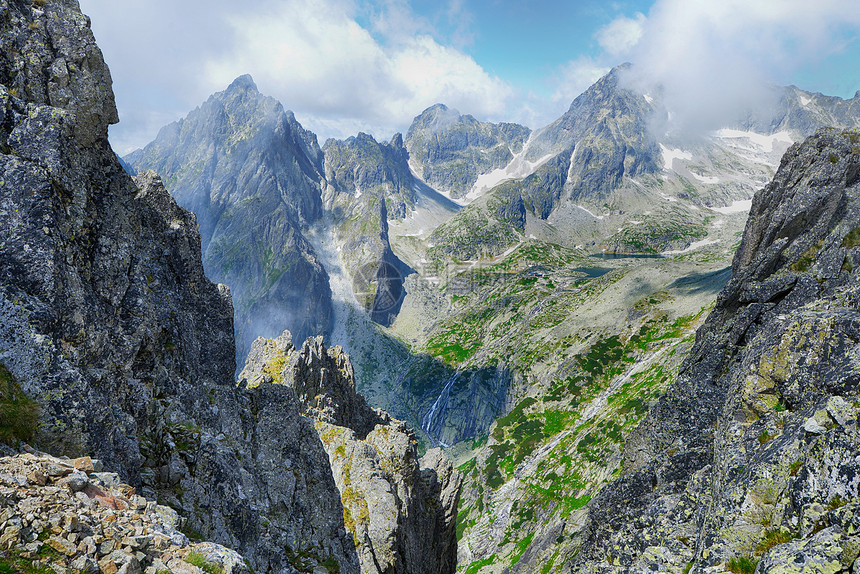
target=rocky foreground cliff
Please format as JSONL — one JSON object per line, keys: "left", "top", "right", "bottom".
{"left": 0, "top": 450, "right": 253, "bottom": 574}
{"left": 572, "top": 129, "right": 860, "bottom": 572}
{"left": 0, "top": 2, "right": 458, "bottom": 573}
{"left": 239, "top": 332, "right": 461, "bottom": 574}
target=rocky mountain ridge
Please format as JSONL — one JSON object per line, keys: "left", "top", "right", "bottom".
{"left": 320, "top": 132, "right": 415, "bottom": 326}
{"left": 404, "top": 104, "right": 531, "bottom": 200}
{"left": 126, "top": 75, "right": 333, "bottom": 363}
{"left": 101, "top": 8, "right": 860, "bottom": 574}
{"left": 573, "top": 128, "right": 860, "bottom": 572}
{"left": 0, "top": 2, "right": 460, "bottom": 573}
{"left": 238, "top": 332, "right": 461, "bottom": 574}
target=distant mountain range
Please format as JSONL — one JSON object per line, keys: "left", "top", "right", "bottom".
{"left": 8, "top": 3, "right": 860, "bottom": 573}
{"left": 126, "top": 65, "right": 860, "bottom": 433}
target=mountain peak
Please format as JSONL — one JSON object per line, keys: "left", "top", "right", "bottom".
{"left": 227, "top": 74, "right": 258, "bottom": 93}
{"left": 425, "top": 103, "right": 450, "bottom": 113}
{"left": 410, "top": 103, "right": 463, "bottom": 135}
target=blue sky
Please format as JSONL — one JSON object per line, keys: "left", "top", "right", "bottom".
{"left": 78, "top": 0, "right": 860, "bottom": 154}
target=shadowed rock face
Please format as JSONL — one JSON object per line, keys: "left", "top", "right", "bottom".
{"left": 240, "top": 331, "right": 462, "bottom": 574}
{"left": 574, "top": 129, "right": 860, "bottom": 572}
{"left": 322, "top": 132, "right": 415, "bottom": 326}
{"left": 0, "top": 3, "right": 358, "bottom": 572}
{"left": 128, "top": 75, "right": 332, "bottom": 364}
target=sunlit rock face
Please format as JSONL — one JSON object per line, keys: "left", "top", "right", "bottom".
{"left": 128, "top": 75, "right": 333, "bottom": 365}
{"left": 239, "top": 331, "right": 462, "bottom": 574}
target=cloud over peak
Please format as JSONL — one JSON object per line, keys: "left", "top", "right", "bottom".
{"left": 610, "top": 0, "right": 860, "bottom": 133}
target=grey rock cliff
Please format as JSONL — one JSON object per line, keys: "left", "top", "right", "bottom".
{"left": 322, "top": 132, "right": 415, "bottom": 325}
{"left": 128, "top": 75, "right": 332, "bottom": 364}
{"left": 239, "top": 333, "right": 386, "bottom": 439}
{"left": 574, "top": 129, "right": 860, "bottom": 572}
{"left": 506, "top": 64, "right": 659, "bottom": 216}
{"left": 239, "top": 332, "right": 462, "bottom": 574}
{"left": 0, "top": 3, "right": 358, "bottom": 572}
{"left": 405, "top": 104, "right": 530, "bottom": 199}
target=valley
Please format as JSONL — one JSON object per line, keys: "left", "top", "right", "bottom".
{"left": 2, "top": 3, "right": 860, "bottom": 572}
{"left": 125, "top": 58, "right": 860, "bottom": 573}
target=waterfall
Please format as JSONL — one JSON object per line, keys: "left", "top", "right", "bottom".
{"left": 421, "top": 373, "right": 457, "bottom": 446}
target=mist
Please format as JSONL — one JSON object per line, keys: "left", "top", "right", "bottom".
{"left": 611, "top": 0, "right": 860, "bottom": 136}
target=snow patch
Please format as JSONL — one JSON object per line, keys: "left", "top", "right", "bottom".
{"left": 711, "top": 199, "right": 752, "bottom": 214}
{"left": 713, "top": 129, "right": 794, "bottom": 153}
{"left": 463, "top": 134, "right": 555, "bottom": 203}
{"left": 575, "top": 205, "right": 605, "bottom": 220}
{"left": 660, "top": 144, "right": 693, "bottom": 171}
{"left": 566, "top": 144, "right": 578, "bottom": 181}
{"left": 659, "top": 192, "right": 678, "bottom": 202}
{"left": 662, "top": 239, "right": 718, "bottom": 255}
{"left": 799, "top": 94, "right": 812, "bottom": 107}
{"left": 643, "top": 94, "right": 654, "bottom": 104}
{"left": 690, "top": 172, "right": 720, "bottom": 184}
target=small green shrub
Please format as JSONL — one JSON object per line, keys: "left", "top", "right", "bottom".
{"left": 774, "top": 401, "right": 787, "bottom": 412}
{"left": 463, "top": 555, "right": 496, "bottom": 574}
{"left": 185, "top": 551, "right": 224, "bottom": 574}
{"left": 181, "top": 522, "right": 204, "bottom": 542}
{"left": 843, "top": 227, "right": 860, "bottom": 249}
{"left": 321, "top": 555, "right": 341, "bottom": 574}
{"left": 790, "top": 459, "right": 803, "bottom": 477}
{"left": 0, "top": 364, "right": 39, "bottom": 445}
{"left": 829, "top": 153, "right": 839, "bottom": 164}
{"left": 14, "top": 560, "right": 53, "bottom": 574}
{"left": 758, "top": 430, "right": 772, "bottom": 445}
{"left": 790, "top": 240, "right": 823, "bottom": 273}
{"left": 827, "top": 495, "right": 848, "bottom": 510}
{"left": 726, "top": 555, "right": 759, "bottom": 574}
{"left": 756, "top": 528, "right": 795, "bottom": 554}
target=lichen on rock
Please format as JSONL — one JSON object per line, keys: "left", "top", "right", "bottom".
{"left": 239, "top": 330, "right": 462, "bottom": 574}
{"left": 574, "top": 129, "right": 860, "bottom": 572}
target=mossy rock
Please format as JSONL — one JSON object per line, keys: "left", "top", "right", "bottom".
{"left": 0, "top": 364, "right": 39, "bottom": 445}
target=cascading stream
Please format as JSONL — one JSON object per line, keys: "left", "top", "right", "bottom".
{"left": 421, "top": 373, "right": 457, "bottom": 446}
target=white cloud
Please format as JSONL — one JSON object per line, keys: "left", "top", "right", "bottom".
{"left": 619, "top": 0, "right": 860, "bottom": 134}
{"left": 596, "top": 13, "right": 645, "bottom": 56}
{"left": 81, "top": 0, "right": 860, "bottom": 153}
{"left": 204, "top": 1, "right": 511, "bottom": 141}
{"left": 81, "top": 0, "right": 511, "bottom": 152}
{"left": 551, "top": 56, "right": 611, "bottom": 108}
{"left": 366, "top": 0, "right": 431, "bottom": 44}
